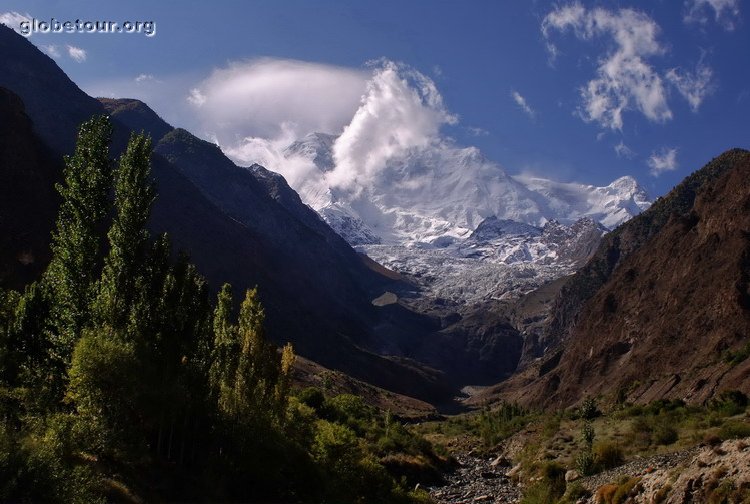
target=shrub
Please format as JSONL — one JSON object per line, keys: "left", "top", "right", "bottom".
{"left": 611, "top": 477, "right": 640, "bottom": 504}
{"left": 595, "top": 442, "right": 625, "bottom": 470}
{"left": 575, "top": 450, "right": 596, "bottom": 476}
{"left": 521, "top": 462, "right": 566, "bottom": 504}
{"left": 710, "top": 390, "right": 748, "bottom": 417}
{"left": 477, "top": 402, "right": 530, "bottom": 447}
{"left": 653, "top": 483, "right": 672, "bottom": 503}
{"left": 581, "top": 421, "right": 595, "bottom": 448}
{"left": 718, "top": 421, "right": 750, "bottom": 440}
{"left": 653, "top": 423, "right": 679, "bottom": 445}
{"left": 579, "top": 397, "right": 599, "bottom": 420}
{"left": 630, "top": 417, "right": 653, "bottom": 446}
{"left": 296, "top": 387, "right": 325, "bottom": 413}
{"left": 561, "top": 482, "right": 591, "bottom": 503}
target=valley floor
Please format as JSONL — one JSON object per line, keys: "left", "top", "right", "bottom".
{"left": 427, "top": 452, "right": 521, "bottom": 503}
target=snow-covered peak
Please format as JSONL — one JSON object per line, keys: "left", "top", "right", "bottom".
{"left": 277, "top": 132, "right": 651, "bottom": 246}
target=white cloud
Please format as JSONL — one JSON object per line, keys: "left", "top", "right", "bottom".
{"left": 193, "top": 59, "right": 456, "bottom": 199}
{"left": 135, "top": 73, "right": 156, "bottom": 83}
{"left": 187, "top": 87, "right": 206, "bottom": 106}
{"left": 685, "top": 0, "right": 741, "bottom": 30}
{"left": 328, "top": 60, "right": 457, "bottom": 192}
{"left": 186, "top": 58, "right": 368, "bottom": 141}
{"left": 614, "top": 141, "right": 636, "bottom": 159}
{"left": 666, "top": 63, "right": 715, "bottom": 112}
{"left": 467, "top": 126, "right": 489, "bottom": 137}
{"left": 66, "top": 45, "right": 87, "bottom": 62}
{"left": 511, "top": 90, "right": 536, "bottom": 119}
{"left": 647, "top": 147, "right": 678, "bottom": 176}
{"left": 0, "top": 11, "right": 31, "bottom": 34}
{"left": 42, "top": 44, "right": 60, "bottom": 58}
{"left": 542, "top": 3, "right": 672, "bottom": 130}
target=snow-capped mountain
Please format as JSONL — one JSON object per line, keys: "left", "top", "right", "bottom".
{"left": 280, "top": 132, "right": 651, "bottom": 247}
{"left": 513, "top": 174, "right": 651, "bottom": 230}
{"left": 270, "top": 132, "right": 652, "bottom": 302}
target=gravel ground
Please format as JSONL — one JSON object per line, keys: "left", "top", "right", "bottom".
{"left": 427, "top": 454, "right": 522, "bottom": 504}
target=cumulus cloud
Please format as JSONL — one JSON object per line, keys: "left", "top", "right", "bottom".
{"left": 0, "top": 11, "right": 31, "bottom": 33}
{"left": 685, "top": 0, "right": 741, "bottom": 30}
{"left": 327, "top": 60, "right": 457, "bottom": 191}
{"left": 186, "top": 58, "right": 368, "bottom": 141}
{"left": 511, "top": 90, "right": 536, "bottom": 119}
{"left": 647, "top": 147, "right": 678, "bottom": 176}
{"left": 67, "top": 45, "right": 87, "bottom": 62}
{"left": 614, "top": 141, "right": 636, "bottom": 159}
{"left": 193, "top": 59, "right": 456, "bottom": 201}
{"left": 666, "top": 63, "right": 715, "bottom": 111}
{"left": 542, "top": 3, "right": 672, "bottom": 130}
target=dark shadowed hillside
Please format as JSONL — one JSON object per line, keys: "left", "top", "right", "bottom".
{"left": 0, "top": 87, "right": 60, "bottom": 288}
{"left": 472, "top": 149, "right": 750, "bottom": 409}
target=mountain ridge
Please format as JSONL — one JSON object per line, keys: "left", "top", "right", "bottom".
{"left": 470, "top": 148, "right": 750, "bottom": 409}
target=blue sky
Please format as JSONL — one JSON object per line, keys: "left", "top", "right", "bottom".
{"left": 1, "top": 0, "right": 749, "bottom": 197}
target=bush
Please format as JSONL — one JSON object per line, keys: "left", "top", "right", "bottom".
{"left": 579, "top": 397, "right": 599, "bottom": 420}
{"left": 629, "top": 417, "right": 653, "bottom": 446}
{"left": 718, "top": 421, "right": 750, "bottom": 440}
{"left": 653, "top": 423, "right": 678, "bottom": 445}
{"left": 595, "top": 441, "right": 625, "bottom": 470}
{"left": 575, "top": 450, "right": 596, "bottom": 476}
{"left": 611, "top": 477, "right": 640, "bottom": 504}
{"left": 521, "top": 462, "right": 566, "bottom": 504}
{"left": 561, "top": 482, "right": 591, "bottom": 503}
{"left": 710, "top": 390, "right": 748, "bottom": 417}
{"left": 296, "top": 387, "right": 325, "bottom": 413}
{"left": 477, "top": 402, "right": 531, "bottom": 447}
{"left": 653, "top": 483, "right": 672, "bottom": 503}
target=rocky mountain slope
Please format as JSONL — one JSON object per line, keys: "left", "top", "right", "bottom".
{"left": 474, "top": 149, "right": 750, "bottom": 409}
{"left": 0, "top": 25, "right": 461, "bottom": 402}
{"left": 0, "top": 25, "right": 533, "bottom": 402}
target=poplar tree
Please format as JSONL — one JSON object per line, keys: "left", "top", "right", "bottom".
{"left": 94, "top": 132, "right": 155, "bottom": 329}
{"left": 216, "top": 287, "right": 294, "bottom": 427}
{"left": 45, "top": 116, "right": 113, "bottom": 362}
{"left": 209, "top": 283, "right": 239, "bottom": 402}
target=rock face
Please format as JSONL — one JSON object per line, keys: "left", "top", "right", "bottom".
{"left": 582, "top": 438, "right": 750, "bottom": 504}
{"left": 492, "top": 149, "right": 750, "bottom": 409}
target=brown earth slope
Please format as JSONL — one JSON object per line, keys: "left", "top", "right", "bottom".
{"left": 474, "top": 149, "right": 750, "bottom": 409}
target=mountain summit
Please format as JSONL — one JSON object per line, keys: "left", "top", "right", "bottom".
{"left": 272, "top": 132, "right": 651, "bottom": 247}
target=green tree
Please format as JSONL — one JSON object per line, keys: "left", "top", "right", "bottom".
{"left": 94, "top": 132, "right": 155, "bottom": 329}
{"left": 45, "top": 116, "right": 113, "bottom": 363}
{"left": 209, "top": 284, "right": 239, "bottom": 403}
{"left": 210, "top": 287, "right": 295, "bottom": 432}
